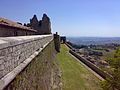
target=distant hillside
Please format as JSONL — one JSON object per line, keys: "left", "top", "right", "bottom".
{"left": 67, "top": 37, "right": 120, "bottom": 45}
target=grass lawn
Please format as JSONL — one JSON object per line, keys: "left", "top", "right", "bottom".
{"left": 57, "top": 44, "right": 102, "bottom": 90}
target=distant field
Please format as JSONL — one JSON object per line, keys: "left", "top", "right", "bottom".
{"left": 57, "top": 44, "right": 102, "bottom": 90}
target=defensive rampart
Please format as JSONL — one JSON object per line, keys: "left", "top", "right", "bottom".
{"left": 0, "top": 35, "right": 53, "bottom": 89}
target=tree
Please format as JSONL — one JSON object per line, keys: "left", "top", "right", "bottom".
{"left": 101, "top": 48, "right": 120, "bottom": 90}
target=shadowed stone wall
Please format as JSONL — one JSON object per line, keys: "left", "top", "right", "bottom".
{"left": 54, "top": 32, "right": 60, "bottom": 52}
{"left": 0, "top": 24, "right": 37, "bottom": 37}
{"left": 29, "top": 14, "right": 51, "bottom": 35}
{"left": 0, "top": 14, "right": 51, "bottom": 37}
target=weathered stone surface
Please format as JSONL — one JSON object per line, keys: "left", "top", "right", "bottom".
{"left": 29, "top": 14, "right": 51, "bottom": 35}
{"left": 0, "top": 18, "right": 37, "bottom": 37}
{"left": 0, "top": 35, "right": 53, "bottom": 82}
{"left": 54, "top": 32, "right": 60, "bottom": 52}
{"left": 4, "top": 40, "right": 61, "bottom": 90}
{"left": 30, "top": 15, "right": 39, "bottom": 30}
{"left": 0, "top": 70, "right": 3, "bottom": 79}
{"left": 0, "top": 13, "right": 52, "bottom": 37}
{"left": 40, "top": 14, "right": 51, "bottom": 34}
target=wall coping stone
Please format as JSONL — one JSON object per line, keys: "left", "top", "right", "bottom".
{"left": 0, "top": 34, "right": 52, "bottom": 50}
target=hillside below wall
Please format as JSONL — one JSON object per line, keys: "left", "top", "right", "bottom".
{"left": 69, "top": 50, "right": 111, "bottom": 80}
{"left": 5, "top": 40, "right": 61, "bottom": 90}
{"left": 0, "top": 35, "right": 54, "bottom": 89}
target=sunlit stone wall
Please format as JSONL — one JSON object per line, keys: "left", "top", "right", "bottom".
{"left": 0, "top": 35, "right": 53, "bottom": 79}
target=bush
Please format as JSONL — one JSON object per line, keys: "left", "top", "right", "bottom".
{"left": 101, "top": 48, "right": 120, "bottom": 90}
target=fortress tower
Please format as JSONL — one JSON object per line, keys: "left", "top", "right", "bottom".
{"left": 29, "top": 14, "right": 51, "bottom": 35}
{"left": 30, "top": 15, "right": 39, "bottom": 30}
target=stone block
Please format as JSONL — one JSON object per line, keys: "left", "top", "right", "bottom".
{"left": 0, "top": 70, "right": 3, "bottom": 79}
{"left": 0, "top": 64, "right": 4, "bottom": 70}
{"left": 0, "top": 49, "right": 8, "bottom": 56}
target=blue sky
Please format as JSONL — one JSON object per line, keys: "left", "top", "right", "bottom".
{"left": 0, "top": 0, "right": 120, "bottom": 37}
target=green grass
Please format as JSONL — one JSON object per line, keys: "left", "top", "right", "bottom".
{"left": 57, "top": 44, "right": 102, "bottom": 90}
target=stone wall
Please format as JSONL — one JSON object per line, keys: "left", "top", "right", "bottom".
{"left": 29, "top": 14, "right": 51, "bottom": 35}
{"left": 54, "top": 32, "right": 60, "bottom": 52}
{"left": 60, "top": 36, "right": 66, "bottom": 43}
{"left": 69, "top": 49, "right": 112, "bottom": 79}
{"left": 4, "top": 40, "right": 61, "bottom": 90}
{"left": 0, "top": 35, "right": 53, "bottom": 89}
{"left": 0, "top": 24, "right": 37, "bottom": 37}
{"left": 0, "top": 14, "right": 51, "bottom": 37}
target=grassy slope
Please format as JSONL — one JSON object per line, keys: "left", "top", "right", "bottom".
{"left": 57, "top": 44, "right": 102, "bottom": 90}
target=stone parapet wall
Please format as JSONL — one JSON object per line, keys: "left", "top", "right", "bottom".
{"left": 4, "top": 40, "right": 61, "bottom": 90}
{"left": 0, "top": 24, "right": 37, "bottom": 37}
{"left": 0, "top": 35, "right": 53, "bottom": 80}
